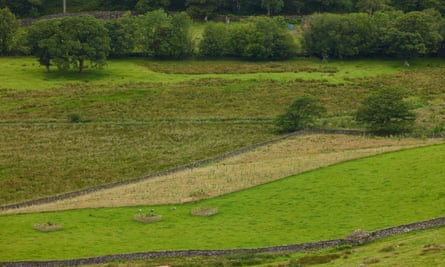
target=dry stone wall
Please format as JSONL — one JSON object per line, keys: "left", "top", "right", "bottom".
{"left": 1, "top": 216, "right": 445, "bottom": 267}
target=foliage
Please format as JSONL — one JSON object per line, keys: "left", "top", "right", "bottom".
{"left": 226, "top": 16, "right": 297, "bottom": 59}
{"left": 355, "top": 0, "right": 390, "bottom": 15}
{"left": 0, "top": 7, "right": 19, "bottom": 55}
{"left": 27, "top": 15, "right": 110, "bottom": 73}
{"left": 261, "top": 0, "right": 284, "bottom": 16}
{"left": 56, "top": 15, "right": 110, "bottom": 73}
{"left": 303, "top": 10, "right": 444, "bottom": 61}
{"left": 135, "top": 10, "right": 192, "bottom": 58}
{"left": 385, "top": 9, "right": 444, "bottom": 60}
{"left": 186, "top": 0, "right": 220, "bottom": 19}
{"left": 135, "top": 0, "right": 170, "bottom": 13}
{"left": 105, "top": 12, "right": 137, "bottom": 57}
{"left": 275, "top": 95, "right": 326, "bottom": 133}
{"left": 356, "top": 88, "right": 416, "bottom": 135}
{"left": 199, "top": 22, "right": 228, "bottom": 57}
{"left": 27, "top": 18, "right": 60, "bottom": 72}
{"left": 303, "top": 13, "right": 374, "bottom": 59}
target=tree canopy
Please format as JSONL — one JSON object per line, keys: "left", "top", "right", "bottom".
{"left": 27, "top": 15, "right": 110, "bottom": 73}
{"left": 356, "top": 88, "right": 416, "bottom": 135}
{"left": 0, "top": 7, "right": 19, "bottom": 55}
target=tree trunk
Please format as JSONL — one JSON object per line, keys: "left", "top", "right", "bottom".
{"left": 63, "top": 0, "right": 66, "bottom": 14}
{"left": 79, "top": 59, "right": 84, "bottom": 73}
{"left": 45, "top": 65, "right": 50, "bottom": 73}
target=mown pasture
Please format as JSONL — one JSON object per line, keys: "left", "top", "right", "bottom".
{"left": 0, "top": 144, "right": 444, "bottom": 261}
{"left": 1, "top": 57, "right": 445, "bottom": 205}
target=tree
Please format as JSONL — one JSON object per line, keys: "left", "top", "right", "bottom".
{"left": 27, "top": 18, "right": 60, "bottom": 72}
{"left": 56, "top": 16, "right": 110, "bottom": 73}
{"left": 226, "top": 16, "right": 296, "bottom": 59}
{"left": 261, "top": 0, "right": 284, "bottom": 16}
{"left": 135, "top": 10, "right": 192, "bottom": 58}
{"left": 356, "top": 88, "right": 416, "bottom": 135}
{"left": 385, "top": 10, "right": 443, "bottom": 61}
{"left": 105, "top": 12, "right": 137, "bottom": 57}
{"left": 355, "top": 0, "right": 390, "bottom": 16}
{"left": 199, "top": 22, "right": 228, "bottom": 57}
{"left": 275, "top": 95, "right": 326, "bottom": 133}
{"left": 28, "top": 16, "right": 110, "bottom": 73}
{"left": 186, "top": 0, "right": 221, "bottom": 19}
{"left": 135, "top": 0, "right": 170, "bottom": 13}
{"left": 0, "top": 7, "right": 19, "bottom": 55}
{"left": 303, "top": 13, "right": 374, "bottom": 59}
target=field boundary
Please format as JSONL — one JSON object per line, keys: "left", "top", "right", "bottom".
{"left": 1, "top": 216, "right": 445, "bottom": 266}
{"left": 1, "top": 129, "right": 444, "bottom": 213}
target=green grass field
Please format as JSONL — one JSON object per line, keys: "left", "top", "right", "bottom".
{"left": 0, "top": 144, "right": 444, "bottom": 261}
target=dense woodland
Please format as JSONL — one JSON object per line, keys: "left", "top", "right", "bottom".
{"left": 1, "top": 0, "right": 445, "bottom": 18}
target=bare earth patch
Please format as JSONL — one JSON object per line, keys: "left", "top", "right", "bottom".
{"left": 2, "top": 134, "right": 442, "bottom": 215}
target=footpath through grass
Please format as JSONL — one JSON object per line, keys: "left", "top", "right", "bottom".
{"left": 0, "top": 144, "right": 444, "bottom": 261}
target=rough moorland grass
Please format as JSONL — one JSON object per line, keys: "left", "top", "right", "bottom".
{"left": 0, "top": 144, "right": 444, "bottom": 261}
{"left": 0, "top": 123, "right": 274, "bottom": 205}
{"left": 5, "top": 134, "right": 441, "bottom": 214}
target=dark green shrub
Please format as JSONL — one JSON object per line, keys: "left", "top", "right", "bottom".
{"left": 275, "top": 95, "right": 326, "bottom": 133}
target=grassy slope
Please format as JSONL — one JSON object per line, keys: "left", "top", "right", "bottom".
{"left": 0, "top": 144, "right": 444, "bottom": 261}
{"left": 90, "top": 226, "right": 445, "bottom": 267}
{"left": 1, "top": 57, "right": 444, "bottom": 205}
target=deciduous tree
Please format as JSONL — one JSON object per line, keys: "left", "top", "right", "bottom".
{"left": 261, "top": 0, "right": 284, "bottom": 16}
{"left": 356, "top": 88, "right": 416, "bottom": 135}
{"left": 0, "top": 7, "right": 19, "bottom": 55}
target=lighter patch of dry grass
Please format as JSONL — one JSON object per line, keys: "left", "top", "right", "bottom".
{"left": 2, "top": 134, "right": 442, "bottom": 215}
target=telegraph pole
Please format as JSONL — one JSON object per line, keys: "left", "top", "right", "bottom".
{"left": 63, "top": 0, "right": 66, "bottom": 14}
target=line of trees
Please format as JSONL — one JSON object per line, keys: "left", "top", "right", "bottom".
{"left": 1, "top": 6, "right": 445, "bottom": 71}
{"left": 2, "top": 0, "right": 445, "bottom": 18}
{"left": 303, "top": 9, "right": 445, "bottom": 61}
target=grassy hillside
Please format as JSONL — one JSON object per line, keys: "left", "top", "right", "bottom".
{"left": 1, "top": 57, "right": 444, "bottom": 205}
{"left": 0, "top": 144, "right": 444, "bottom": 261}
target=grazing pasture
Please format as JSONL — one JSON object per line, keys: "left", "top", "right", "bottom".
{"left": 0, "top": 144, "right": 444, "bottom": 261}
